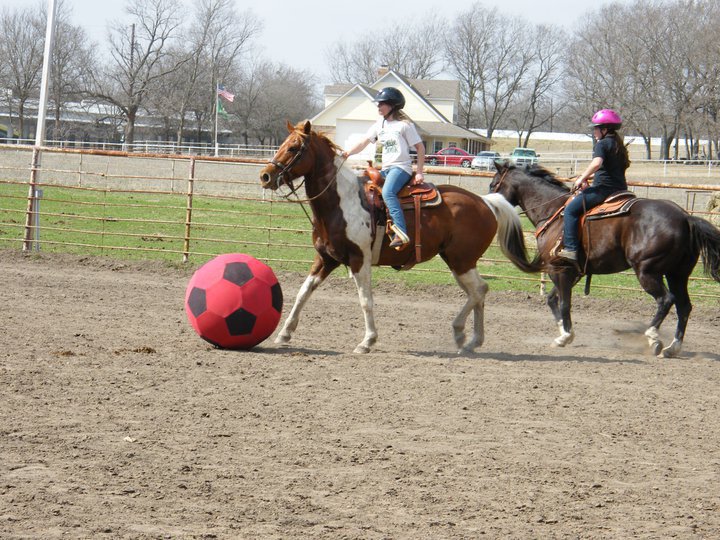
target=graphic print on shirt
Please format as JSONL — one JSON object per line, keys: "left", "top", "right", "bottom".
{"left": 378, "top": 127, "right": 401, "bottom": 164}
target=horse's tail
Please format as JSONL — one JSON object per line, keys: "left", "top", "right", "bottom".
{"left": 482, "top": 193, "right": 543, "bottom": 273}
{"left": 689, "top": 216, "right": 720, "bottom": 282}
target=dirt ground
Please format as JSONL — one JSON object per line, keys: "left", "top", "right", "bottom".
{"left": 1, "top": 250, "right": 719, "bottom": 539}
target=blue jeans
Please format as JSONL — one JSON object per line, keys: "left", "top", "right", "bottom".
{"left": 563, "top": 186, "right": 614, "bottom": 252}
{"left": 381, "top": 167, "right": 412, "bottom": 235}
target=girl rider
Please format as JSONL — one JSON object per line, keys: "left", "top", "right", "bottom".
{"left": 342, "top": 87, "right": 426, "bottom": 249}
{"left": 558, "top": 109, "right": 630, "bottom": 261}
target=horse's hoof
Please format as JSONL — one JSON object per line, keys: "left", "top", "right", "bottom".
{"left": 553, "top": 332, "right": 574, "bottom": 347}
{"left": 659, "top": 339, "right": 682, "bottom": 358}
{"left": 453, "top": 332, "right": 466, "bottom": 349}
{"left": 650, "top": 341, "right": 663, "bottom": 356}
{"left": 457, "top": 343, "right": 478, "bottom": 355}
{"left": 275, "top": 335, "right": 291, "bottom": 345}
{"left": 353, "top": 344, "right": 371, "bottom": 354}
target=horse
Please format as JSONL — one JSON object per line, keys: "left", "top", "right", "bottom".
{"left": 259, "top": 120, "right": 540, "bottom": 354}
{"left": 490, "top": 160, "right": 720, "bottom": 357}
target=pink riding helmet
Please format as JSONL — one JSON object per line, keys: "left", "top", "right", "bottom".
{"left": 590, "top": 109, "right": 622, "bottom": 128}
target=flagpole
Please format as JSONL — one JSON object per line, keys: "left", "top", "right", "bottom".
{"left": 214, "top": 82, "right": 219, "bottom": 157}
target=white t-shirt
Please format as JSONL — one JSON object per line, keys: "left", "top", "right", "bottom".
{"left": 365, "top": 118, "right": 422, "bottom": 174}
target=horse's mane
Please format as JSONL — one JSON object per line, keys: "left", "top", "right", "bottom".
{"left": 520, "top": 163, "right": 570, "bottom": 192}
{"left": 310, "top": 128, "right": 342, "bottom": 154}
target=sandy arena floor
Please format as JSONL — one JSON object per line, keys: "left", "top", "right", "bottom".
{"left": 1, "top": 250, "right": 719, "bottom": 539}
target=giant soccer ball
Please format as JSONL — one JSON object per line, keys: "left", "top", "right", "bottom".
{"left": 185, "top": 253, "right": 283, "bottom": 349}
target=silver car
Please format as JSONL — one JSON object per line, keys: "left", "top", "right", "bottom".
{"left": 471, "top": 151, "right": 501, "bottom": 170}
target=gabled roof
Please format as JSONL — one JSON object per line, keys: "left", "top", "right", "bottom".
{"left": 323, "top": 75, "right": 459, "bottom": 102}
{"left": 415, "top": 121, "right": 483, "bottom": 140}
{"left": 374, "top": 71, "right": 449, "bottom": 123}
{"left": 317, "top": 69, "right": 488, "bottom": 144}
{"left": 312, "top": 84, "right": 377, "bottom": 122}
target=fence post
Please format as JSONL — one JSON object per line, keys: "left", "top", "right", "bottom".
{"left": 22, "top": 147, "right": 42, "bottom": 251}
{"left": 183, "top": 157, "right": 196, "bottom": 263}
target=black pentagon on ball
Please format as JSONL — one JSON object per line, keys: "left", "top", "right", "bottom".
{"left": 225, "top": 307, "right": 257, "bottom": 336}
{"left": 223, "top": 262, "right": 253, "bottom": 287}
{"left": 271, "top": 282, "right": 283, "bottom": 312}
{"left": 187, "top": 287, "right": 207, "bottom": 317}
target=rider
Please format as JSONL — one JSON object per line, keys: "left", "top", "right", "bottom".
{"left": 557, "top": 109, "right": 630, "bottom": 261}
{"left": 342, "top": 87, "right": 426, "bottom": 249}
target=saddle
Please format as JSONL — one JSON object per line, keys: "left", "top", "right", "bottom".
{"left": 361, "top": 163, "right": 442, "bottom": 263}
{"left": 536, "top": 190, "right": 638, "bottom": 239}
{"left": 581, "top": 191, "right": 639, "bottom": 224}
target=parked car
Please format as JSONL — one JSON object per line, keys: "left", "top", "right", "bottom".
{"left": 509, "top": 147, "right": 539, "bottom": 166}
{"left": 427, "top": 147, "right": 473, "bottom": 168}
{"left": 471, "top": 151, "right": 501, "bottom": 170}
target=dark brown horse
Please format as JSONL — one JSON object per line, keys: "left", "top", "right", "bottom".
{"left": 490, "top": 161, "right": 720, "bottom": 357}
{"left": 259, "top": 120, "right": 539, "bottom": 354}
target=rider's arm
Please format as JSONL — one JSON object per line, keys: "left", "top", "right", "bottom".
{"left": 574, "top": 156, "right": 603, "bottom": 191}
{"left": 413, "top": 142, "right": 425, "bottom": 183}
{"left": 342, "top": 138, "right": 371, "bottom": 159}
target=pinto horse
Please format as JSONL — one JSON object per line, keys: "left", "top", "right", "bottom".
{"left": 490, "top": 161, "right": 720, "bottom": 357}
{"left": 259, "top": 120, "right": 540, "bottom": 354}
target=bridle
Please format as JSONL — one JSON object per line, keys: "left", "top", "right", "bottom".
{"left": 268, "top": 136, "right": 308, "bottom": 192}
{"left": 265, "top": 131, "right": 346, "bottom": 226}
{"left": 489, "top": 167, "right": 509, "bottom": 194}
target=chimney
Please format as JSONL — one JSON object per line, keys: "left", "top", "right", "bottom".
{"left": 377, "top": 65, "right": 389, "bottom": 77}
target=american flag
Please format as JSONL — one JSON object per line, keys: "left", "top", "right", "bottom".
{"left": 217, "top": 84, "right": 235, "bottom": 103}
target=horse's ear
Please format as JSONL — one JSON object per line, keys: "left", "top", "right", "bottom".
{"left": 286, "top": 120, "right": 294, "bottom": 134}
{"left": 493, "top": 159, "right": 505, "bottom": 172}
{"left": 302, "top": 120, "right": 311, "bottom": 134}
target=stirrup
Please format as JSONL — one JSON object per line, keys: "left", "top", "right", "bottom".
{"left": 556, "top": 248, "right": 577, "bottom": 261}
{"left": 389, "top": 234, "right": 409, "bottom": 249}
{"left": 388, "top": 224, "right": 410, "bottom": 250}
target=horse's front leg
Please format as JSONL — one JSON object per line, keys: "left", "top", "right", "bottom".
{"left": 349, "top": 260, "right": 377, "bottom": 353}
{"left": 275, "top": 254, "right": 340, "bottom": 346}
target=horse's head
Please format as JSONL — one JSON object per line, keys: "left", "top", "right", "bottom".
{"left": 489, "top": 159, "right": 519, "bottom": 205}
{"left": 260, "top": 120, "right": 316, "bottom": 191}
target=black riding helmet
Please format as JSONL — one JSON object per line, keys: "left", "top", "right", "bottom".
{"left": 373, "top": 87, "right": 406, "bottom": 110}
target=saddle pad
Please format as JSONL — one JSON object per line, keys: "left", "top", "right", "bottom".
{"left": 400, "top": 190, "right": 442, "bottom": 209}
{"left": 584, "top": 194, "right": 638, "bottom": 221}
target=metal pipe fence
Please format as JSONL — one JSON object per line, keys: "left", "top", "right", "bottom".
{"left": 1, "top": 144, "right": 719, "bottom": 300}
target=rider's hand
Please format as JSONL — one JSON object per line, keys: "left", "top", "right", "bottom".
{"left": 413, "top": 172, "right": 424, "bottom": 184}
{"left": 573, "top": 178, "right": 588, "bottom": 192}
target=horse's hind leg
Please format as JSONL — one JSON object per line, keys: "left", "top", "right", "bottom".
{"left": 451, "top": 268, "right": 489, "bottom": 353}
{"left": 275, "top": 254, "right": 340, "bottom": 346}
{"left": 636, "top": 270, "right": 675, "bottom": 356}
{"left": 659, "top": 273, "right": 692, "bottom": 358}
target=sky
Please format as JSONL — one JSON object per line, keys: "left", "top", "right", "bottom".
{"left": 3, "top": 0, "right": 625, "bottom": 85}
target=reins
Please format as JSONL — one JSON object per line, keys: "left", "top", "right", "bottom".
{"left": 491, "top": 167, "right": 571, "bottom": 223}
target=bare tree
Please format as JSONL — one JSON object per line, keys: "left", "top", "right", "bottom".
{"left": 326, "top": 16, "right": 444, "bottom": 84}
{"left": 49, "top": 2, "right": 96, "bottom": 141}
{"left": 91, "top": 0, "right": 186, "bottom": 148}
{"left": 0, "top": 3, "right": 46, "bottom": 138}
{"left": 245, "top": 63, "right": 320, "bottom": 145}
{"left": 444, "top": 2, "right": 533, "bottom": 135}
{"left": 686, "top": 0, "right": 720, "bottom": 160}
{"left": 180, "top": 0, "right": 261, "bottom": 145}
{"left": 506, "top": 24, "right": 567, "bottom": 145}
{"left": 566, "top": 0, "right": 711, "bottom": 160}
